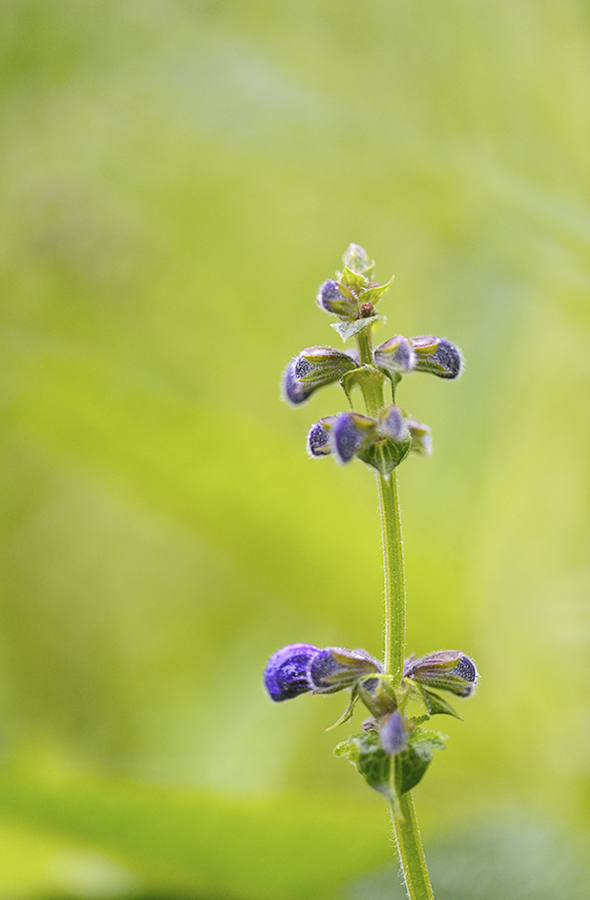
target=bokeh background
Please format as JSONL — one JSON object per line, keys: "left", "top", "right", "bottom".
{"left": 1, "top": 1, "right": 589, "bottom": 898}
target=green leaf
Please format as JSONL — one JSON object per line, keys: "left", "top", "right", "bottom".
{"left": 395, "top": 728, "right": 447, "bottom": 796}
{"left": 339, "top": 265, "right": 369, "bottom": 290}
{"left": 331, "top": 315, "right": 384, "bottom": 341}
{"left": 359, "top": 275, "right": 395, "bottom": 305}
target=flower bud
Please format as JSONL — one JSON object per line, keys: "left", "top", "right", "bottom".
{"left": 342, "top": 243, "right": 374, "bottom": 276}
{"left": 307, "top": 417, "right": 337, "bottom": 457}
{"left": 331, "top": 412, "right": 378, "bottom": 464}
{"left": 308, "top": 647, "right": 381, "bottom": 694}
{"left": 406, "top": 417, "right": 432, "bottom": 456}
{"left": 295, "top": 346, "right": 358, "bottom": 385}
{"left": 316, "top": 280, "right": 359, "bottom": 318}
{"left": 403, "top": 650, "right": 478, "bottom": 697}
{"left": 380, "top": 405, "right": 410, "bottom": 443}
{"left": 411, "top": 336, "right": 463, "bottom": 379}
{"left": 264, "top": 643, "right": 320, "bottom": 702}
{"left": 374, "top": 336, "right": 415, "bottom": 374}
{"left": 282, "top": 347, "right": 357, "bottom": 406}
{"left": 379, "top": 710, "right": 409, "bottom": 755}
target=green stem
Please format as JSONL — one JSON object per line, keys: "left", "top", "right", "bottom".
{"left": 389, "top": 794, "right": 435, "bottom": 900}
{"left": 377, "top": 470, "right": 405, "bottom": 683}
{"left": 377, "top": 470, "right": 435, "bottom": 899}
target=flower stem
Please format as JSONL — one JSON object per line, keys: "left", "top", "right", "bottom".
{"left": 377, "top": 471, "right": 405, "bottom": 684}
{"left": 377, "top": 470, "right": 435, "bottom": 899}
{"left": 389, "top": 793, "right": 435, "bottom": 900}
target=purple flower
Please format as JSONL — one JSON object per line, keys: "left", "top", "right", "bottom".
{"left": 264, "top": 644, "right": 320, "bottom": 702}
{"left": 403, "top": 650, "right": 478, "bottom": 697}
{"left": 332, "top": 412, "right": 377, "bottom": 463}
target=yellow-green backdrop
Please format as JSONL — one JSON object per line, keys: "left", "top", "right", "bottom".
{"left": 0, "top": 2, "right": 589, "bottom": 898}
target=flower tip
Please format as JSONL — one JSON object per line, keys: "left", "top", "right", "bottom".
{"left": 264, "top": 643, "right": 320, "bottom": 702}
{"left": 281, "top": 361, "right": 312, "bottom": 406}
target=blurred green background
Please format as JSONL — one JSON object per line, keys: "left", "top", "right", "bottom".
{"left": 1, "top": 1, "right": 589, "bottom": 897}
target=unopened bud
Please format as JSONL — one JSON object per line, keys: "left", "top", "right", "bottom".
{"left": 357, "top": 674, "right": 398, "bottom": 718}
{"left": 404, "top": 650, "right": 478, "bottom": 697}
{"left": 316, "top": 280, "right": 358, "bottom": 318}
{"left": 411, "top": 336, "right": 463, "bottom": 379}
{"left": 264, "top": 643, "right": 320, "bottom": 702}
{"left": 307, "top": 417, "right": 337, "bottom": 457}
{"left": 332, "top": 412, "right": 378, "bottom": 463}
{"left": 308, "top": 647, "right": 381, "bottom": 693}
{"left": 379, "top": 710, "right": 409, "bottom": 755}
{"left": 374, "top": 336, "right": 415, "bottom": 374}
{"left": 342, "top": 243, "right": 374, "bottom": 276}
{"left": 295, "top": 346, "right": 358, "bottom": 385}
{"left": 282, "top": 347, "right": 357, "bottom": 406}
{"left": 406, "top": 418, "right": 432, "bottom": 456}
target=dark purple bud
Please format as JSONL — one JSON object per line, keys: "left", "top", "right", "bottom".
{"left": 282, "top": 361, "right": 314, "bottom": 405}
{"left": 411, "top": 336, "right": 463, "bottom": 379}
{"left": 308, "top": 647, "right": 381, "bottom": 693}
{"left": 379, "top": 711, "right": 409, "bottom": 755}
{"left": 332, "top": 412, "right": 378, "bottom": 464}
{"left": 374, "top": 336, "right": 415, "bottom": 374}
{"left": 404, "top": 650, "right": 478, "bottom": 698}
{"left": 316, "top": 280, "right": 358, "bottom": 317}
{"left": 264, "top": 643, "right": 320, "bottom": 702}
{"left": 380, "top": 405, "right": 409, "bottom": 442}
{"left": 307, "top": 416, "right": 337, "bottom": 457}
{"left": 283, "top": 347, "right": 357, "bottom": 407}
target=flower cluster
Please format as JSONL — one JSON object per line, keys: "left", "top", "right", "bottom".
{"left": 264, "top": 643, "right": 478, "bottom": 801}
{"left": 265, "top": 245, "right": 477, "bottom": 811}
{"left": 281, "top": 244, "right": 462, "bottom": 477}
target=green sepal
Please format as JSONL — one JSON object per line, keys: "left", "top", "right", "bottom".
{"left": 418, "top": 685, "right": 462, "bottom": 719}
{"left": 357, "top": 435, "right": 411, "bottom": 477}
{"left": 359, "top": 275, "right": 394, "bottom": 306}
{"left": 330, "top": 315, "right": 384, "bottom": 342}
{"left": 394, "top": 727, "right": 447, "bottom": 796}
{"left": 357, "top": 674, "right": 398, "bottom": 718}
{"left": 325, "top": 685, "right": 360, "bottom": 732}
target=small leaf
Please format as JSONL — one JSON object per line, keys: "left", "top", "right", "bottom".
{"left": 420, "top": 687, "right": 462, "bottom": 719}
{"left": 339, "top": 265, "right": 369, "bottom": 290}
{"left": 359, "top": 275, "right": 394, "bottom": 305}
{"left": 331, "top": 316, "right": 383, "bottom": 341}
{"left": 395, "top": 727, "right": 446, "bottom": 796}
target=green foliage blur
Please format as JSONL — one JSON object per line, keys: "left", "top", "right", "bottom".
{"left": 1, "top": 1, "right": 589, "bottom": 897}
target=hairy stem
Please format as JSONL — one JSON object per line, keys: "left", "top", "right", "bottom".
{"left": 378, "top": 470, "right": 435, "bottom": 899}
{"left": 390, "top": 794, "right": 435, "bottom": 900}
